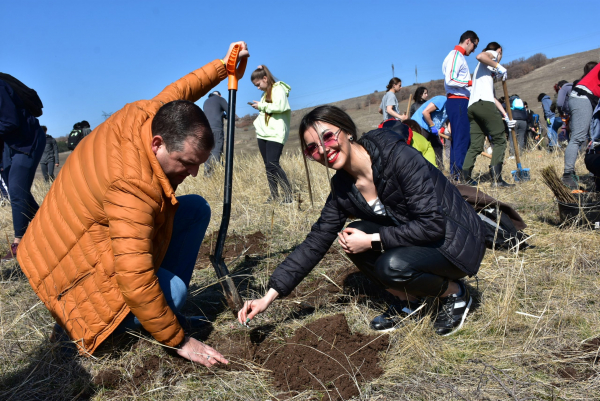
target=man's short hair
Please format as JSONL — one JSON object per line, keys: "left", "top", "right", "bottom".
{"left": 41, "top": 125, "right": 47, "bottom": 133}
{"left": 459, "top": 30, "right": 479, "bottom": 44}
{"left": 151, "top": 100, "right": 214, "bottom": 152}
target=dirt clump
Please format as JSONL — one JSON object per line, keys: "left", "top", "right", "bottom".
{"left": 263, "top": 314, "right": 388, "bottom": 400}
{"left": 93, "top": 368, "right": 122, "bottom": 388}
{"left": 196, "top": 231, "right": 267, "bottom": 269}
{"left": 132, "top": 355, "right": 160, "bottom": 386}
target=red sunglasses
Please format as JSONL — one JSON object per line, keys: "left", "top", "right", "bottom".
{"left": 303, "top": 128, "right": 342, "bottom": 160}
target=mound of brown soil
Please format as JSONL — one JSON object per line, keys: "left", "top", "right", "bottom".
{"left": 264, "top": 314, "right": 388, "bottom": 400}
{"left": 196, "top": 231, "right": 267, "bottom": 268}
{"left": 208, "top": 314, "right": 388, "bottom": 400}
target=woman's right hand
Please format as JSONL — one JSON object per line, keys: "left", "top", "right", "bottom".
{"left": 237, "top": 288, "right": 279, "bottom": 324}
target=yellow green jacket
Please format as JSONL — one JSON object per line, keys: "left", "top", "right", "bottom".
{"left": 411, "top": 131, "right": 437, "bottom": 167}
{"left": 254, "top": 81, "right": 291, "bottom": 144}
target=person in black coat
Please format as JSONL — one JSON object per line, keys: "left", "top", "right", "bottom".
{"left": 238, "top": 105, "right": 486, "bottom": 335}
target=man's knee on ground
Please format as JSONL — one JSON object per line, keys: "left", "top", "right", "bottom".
{"left": 177, "top": 194, "right": 211, "bottom": 223}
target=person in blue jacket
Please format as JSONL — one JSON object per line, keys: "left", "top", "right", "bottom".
{"left": 0, "top": 75, "right": 46, "bottom": 260}
{"left": 411, "top": 96, "right": 449, "bottom": 168}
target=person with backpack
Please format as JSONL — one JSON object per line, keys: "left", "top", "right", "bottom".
{"left": 67, "top": 122, "right": 83, "bottom": 150}
{"left": 250, "top": 65, "right": 293, "bottom": 203}
{"left": 409, "top": 86, "right": 428, "bottom": 117}
{"left": 563, "top": 62, "right": 600, "bottom": 189}
{"left": 238, "top": 105, "right": 486, "bottom": 336}
{"left": 442, "top": 30, "right": 479, "bottom": 181}
{"left": 506, "top": 95, "right": 528, "bottom": 157}
{"left": 462, "top": 42, "right": 516, "bottom": 188}
{"left": 0, "top": 73, "right": 46, "bottom": 261}
{"left": 39, "top": 126, "right": 59, "bottom": 182}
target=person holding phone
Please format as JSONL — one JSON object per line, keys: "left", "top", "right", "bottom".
{"left": 250, "top": 65, "right": 293, "bottom": 203}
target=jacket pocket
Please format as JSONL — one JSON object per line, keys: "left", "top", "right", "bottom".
{"left": 57, "top": 272, "right": 93, "bottom": 301}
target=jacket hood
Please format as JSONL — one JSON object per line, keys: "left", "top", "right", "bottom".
{"left": 274, "top": 81, "right": 291, "bottom": 95}
{"left": 357, "top": 128, "right": 405, "bottom": 188}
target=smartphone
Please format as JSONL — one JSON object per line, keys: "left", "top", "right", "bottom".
{"left": 247, "top": 102, "right": 254, "bottom": 106}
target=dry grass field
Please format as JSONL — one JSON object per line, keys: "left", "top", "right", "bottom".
{"left": 2, "top": 47, "right": 600, "bottom": 401}
{"left": 1, "top": 144, "right": 600, "bottom": 400}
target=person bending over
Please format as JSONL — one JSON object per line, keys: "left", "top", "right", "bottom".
{"left": 238, "top": 105, "right": 486, "bottom": 335}
{"left": 17, "top": 41, "right": 250, "bottom": 366}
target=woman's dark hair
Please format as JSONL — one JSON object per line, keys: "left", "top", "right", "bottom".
{"left": 537, "top": 93, "right": 547, "bottom": 102}
{"left": 483, "top": 42, "right": 502, "bottom": 52}
{"left": 413, "top": 86, "right": 428, "bottom": 103}
{"left": 298, "top": 105, "right": 358, "bottom": 206}
{"left": 386, "top": 77, "right": 401, "bottom": 91}
{"left": 250, "top": 65, "right": 277, "bottom": 103}
{"left": 583, "top": 61, "right": 598, "bottom": 77}
{"left": 402, "top": 119, "right": 423, "bottom": 136}
{"left": 298, "top": 105, "right": 357, "bottom": 153}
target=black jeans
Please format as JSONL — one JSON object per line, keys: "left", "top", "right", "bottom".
{"left": 257, "top": 138, "right": 291, "bottom": 200}
{"left": 345, "top": 221, "right": 466, "bottom": 298}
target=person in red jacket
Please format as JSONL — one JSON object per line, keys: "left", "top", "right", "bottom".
{"left": 563, "top": 62, "right": 600, "bottom": 189}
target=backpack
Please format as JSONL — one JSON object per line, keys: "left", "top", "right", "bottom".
{"left": 509, "top": 95, "right": 527, "bottom": 121}
{"left": 67, "top": 126, "right": 84, "bottom": 150}
{"left": 0, "top": 73, "right": 43, "bottom": 117}
{"left": 478, "top": 206, "right": 530, "bottom": 250}
{"left": 588, "top": 102, "right": 600, "bottom": 152}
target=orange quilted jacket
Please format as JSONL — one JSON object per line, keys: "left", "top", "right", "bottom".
{"left": 17, "top": 60, "right": 227, "bottom": 355}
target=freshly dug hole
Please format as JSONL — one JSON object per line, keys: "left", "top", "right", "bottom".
{"left": 208, "top": 314, "right": 388, "bottom": 400}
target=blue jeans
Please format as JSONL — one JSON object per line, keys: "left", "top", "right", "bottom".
{"left": 547, "top": 116, "right": 558, "bottom": 147}
{"left": 114, "top": 194, "right": 211, "bottom": 334}
{"left": 5, "top": 128, "right": 46, "bottom": 238}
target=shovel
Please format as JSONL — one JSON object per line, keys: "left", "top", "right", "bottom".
{"left": 210, "top": 44, "right": 247, "bottom": 317}
{"left": 502, "top": 81, "right": 530, "bottom": 182}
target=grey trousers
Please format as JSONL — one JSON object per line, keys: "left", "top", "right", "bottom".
{"left": 204, "top": 128, "right": 224, "bottom": 175}
{"left": 564, "top": 96, "right": 593, "bottom": 173}
{"left": 508, "top": 120, "right": 527, "bottom": 156}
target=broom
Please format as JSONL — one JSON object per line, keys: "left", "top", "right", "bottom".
{"left": 541, "top": 166, "right": 576, "bottom": 203}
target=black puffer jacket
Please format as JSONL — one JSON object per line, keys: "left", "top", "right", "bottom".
{"left": 268, "top": 129, "right": 486, "bottom": 297}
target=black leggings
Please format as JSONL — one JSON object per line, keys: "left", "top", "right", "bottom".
{"left": 257, "top": 138, "right": 291, "bottom": 199}
{"left": 345, "top": 221, "right": 466, "bottom": 298}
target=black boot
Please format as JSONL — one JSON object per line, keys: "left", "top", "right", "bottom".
{"left": 460, "top": 168, "right": 478, "bottom": 186}
{"left": 489, "top": 164, "right": 515, "bottom": 188}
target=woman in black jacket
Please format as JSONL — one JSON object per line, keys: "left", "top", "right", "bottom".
{"left": 238, "top": 106, "right": 486, "bottom": 335}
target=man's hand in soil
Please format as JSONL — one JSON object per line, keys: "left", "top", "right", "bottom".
{"left": 238, "top": 288, "right": 279, "bottom": 324}
{"left": 176, "top": 337, "right": 228, "bottom": 367}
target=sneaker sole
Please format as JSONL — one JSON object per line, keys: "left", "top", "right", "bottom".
{"left": 371, "top": 325, "right": 400, "bottom": 333}
{"left": 442, "top": 296, "right": 473, "bottom": 337}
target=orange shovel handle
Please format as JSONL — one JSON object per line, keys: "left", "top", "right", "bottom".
{"left": 226, "top": 44, "right": 247, "bottom": 90}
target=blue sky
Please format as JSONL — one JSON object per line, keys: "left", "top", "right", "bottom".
{"left": 3, "top": 0, "right": 600, "bottom": 137}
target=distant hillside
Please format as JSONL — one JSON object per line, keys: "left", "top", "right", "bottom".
{"left": 229, "top": 47, "right": 600, "bottom": 155}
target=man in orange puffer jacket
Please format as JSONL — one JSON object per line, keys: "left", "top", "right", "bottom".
{"left": 16, "top": 42, "right": 249, "bottom": 366}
